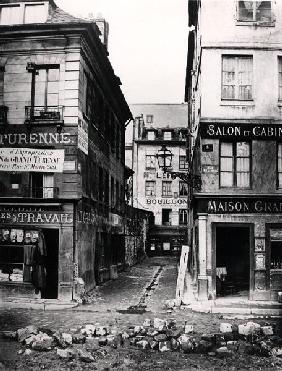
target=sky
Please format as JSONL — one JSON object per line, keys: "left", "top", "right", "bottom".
{"left": 56, "top": 0, "right": 188, "bottom": 104}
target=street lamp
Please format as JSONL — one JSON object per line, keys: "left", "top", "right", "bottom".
{"left": 156, "top": 144, "right": 201, "bottom": 191}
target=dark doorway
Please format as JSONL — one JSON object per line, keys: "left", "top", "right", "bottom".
{"left": 41, "top": 229, "right": 59, "bottom": 299}
{"left": 216, "top": 226, "right": 250, "bottom": 297}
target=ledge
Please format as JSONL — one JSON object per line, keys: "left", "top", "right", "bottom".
{"left": 220, "top": 100, "right": 255, "bottom": 107}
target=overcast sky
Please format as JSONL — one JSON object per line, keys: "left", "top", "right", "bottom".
{"left": 56, "top": 0, "right": 188, "bottom": 104}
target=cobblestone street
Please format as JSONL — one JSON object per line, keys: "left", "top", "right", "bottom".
{"left": 0, "top": 256, "right": 282, "bottom": 370}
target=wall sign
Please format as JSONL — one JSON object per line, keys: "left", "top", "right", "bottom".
{"left": 200, "top": 123, "right": 282, "bottom": 140}
{"left": 78, "top": 114, "right": 88, "bottom": 155}
{"left": 0, "top": 208, "right": 73, "bottom": 224}
{"left": 146, "top": 198, "right": 187, "bottom": 205}
{"left": 0, "top": 148, "right": 64, "bottom": 172}
{"left": 196, "top": 197, "right": 282, "bottom": 214}
{"left": 0, "top": 132, "right": 73, "bottom": 146}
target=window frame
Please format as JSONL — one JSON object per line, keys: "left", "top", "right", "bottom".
{"left": 145, "top": 154, "right": 156, "bottom": 169}
{"left": 162, "top": 181, "right": 172, "bottom": 197}
{"left": 219, "top": 141, "right": 252, "bottom": 189}
{"left": 145, "top": 180, "right": 156, "bottom": 197}
{"left": 179, "top": 209, "right": 188, "bottom": 225}
{"left": 179, "top": 155, "right": 189, "bottom": 170}
{"left": 221, "top": 55, "right": 253, "bottom": 101}
{"left": 179, "top": 181, "right": 188, "bottom": 197}
{"left": 237, "top": 1, "right": 273, "bottom": 24}
{"left": 147, "top": 130, "right": 155, "bottom": 141}
{"left": 146, "top": 114, "right": 153, "bottom": 124}
{"left": 277, "top": 142, "right": 282, "bottom": 189}
{"left": 163, "top": 131, "right": 172, "bottom": 141}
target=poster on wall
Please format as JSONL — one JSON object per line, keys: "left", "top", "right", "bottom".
{"left": 0, "top": 148, "right": 64, "bottom": 172}
{"left": 78, "top": 110, "right": 88, "bottom": 155}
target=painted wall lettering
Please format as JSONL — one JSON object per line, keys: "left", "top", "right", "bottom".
{"left": 201, "top": 123, "right": 282, "bottom": 140}
{"left": 0, "top": 210, "right": 73, "bottom": 224}
{"left": 146, "top": 198, "right": 187, "bottom": 205}
{"left": 0, "top": 132, "right": 73, "bottom": 146}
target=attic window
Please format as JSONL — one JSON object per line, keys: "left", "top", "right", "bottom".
{"left": 146, "top": 115, "right": 153, "bottom": 124}
{"left": 147, "top": 131, "right": 155, "bottom": 140}
{"left": 163, "top": 131, "right": 172, "bottom": 140}
{"left": 237, "top": 1, "right": 272, "bottom": 23}
{"left": 0, "top": 5, "right": 21, "bottom": 25}
{"left": 24, "top": 4, "right": 47, "bottom": 24}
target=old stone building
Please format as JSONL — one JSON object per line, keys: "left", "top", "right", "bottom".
{"left": 186, "top": 0, "right": 282, "bottom": 304}
{"left": 0, "top": 0, "right": 132, "bottom": 302}
{"left": 126, "top": 104, "right": 189, "bottom": 255}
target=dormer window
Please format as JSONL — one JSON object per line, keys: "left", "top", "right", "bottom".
{"left": 163, "top": 131, "right": 172, "bottom": 140}
{"left": 146, "top": 114, "right": 153, "bottom": 124}
{"left": 0, "top": 3, "right": 48, "bottom": 25}
{"left": 237, "top": 1, "right": 272, "bottom": 23}
{"left": 147, "top": 130, "right": 155, "bottom": 140}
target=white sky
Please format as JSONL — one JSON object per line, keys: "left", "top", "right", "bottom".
{"left": 56, "top": 0, "right": 188, "bottom": 104}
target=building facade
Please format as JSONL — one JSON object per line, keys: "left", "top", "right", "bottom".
{"left": 126, "top": 104, "right": 189, "bottom": 255}
{"left": 186, "top": 0, "right": 282, "bottom": 303}
{"left": 0, "top": 0, "right": 132, "bottom": 302}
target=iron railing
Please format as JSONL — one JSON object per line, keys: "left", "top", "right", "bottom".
{"left": 21, "top": 186, "right": 59, "bottom": 199}
{"left": 25, "top": 106, "right": 64, "bottom": 123}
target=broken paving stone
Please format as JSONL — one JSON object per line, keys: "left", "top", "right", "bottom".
{"left": 261, "top": 326, "right": 274, "bottom": 336}
{"left": 147, "top": 328, "right": 159, "bottom": 337}
{"left": 17, "top": 325, "right": 38, "bottom": 343}
{"left": 159, "top": 341, "right": 172, "bottom": 352}
{"left": 31, "top": 333, "right": 54, "bottom": 351}
{"left": 81, "top": 324, "right": 96, "bottom": 336}
{"left": 220, "top": 323, "right": 233, "bottom": 334}
{"left": 85, "top": 337, "right": 99, "bottom": 350}
{"left": 96, "top": 326, "right": 108, "bottom": 337}
{"left": 216, "top": 346, "right": 233, "bottom": 357}
{"left": 98, "top": 336, "right": 108, "bottom": 346}
{"left": 143, "top": 319, "right": 152, "bottom": 327}
{"left": 133, "top": 325, "right": 143, "bottom": 334}
{"left": 72, "top": 333, "right": 86, "bottom": 344}
{"left": 136, "top": 340, "right": 150, "bottom": 349}
{"left": 153, "top": 318, "right": 167, "bottom": 331}
{"left": 154, "top": 333, "right": 167, "bottom": 342}
{"left": 184, "top": 324, "right": 194, "bottom": 334}
{"left": 61, "top": 333, "right": 72, "bottom": 345}
{"left": 25, "top": 335, "right": 38, "bottom": 347}
{"left": 238, "top": 322, "right": 261, "bottom": 336}
{"left": 78, "top": 349, "right": 95, "bottom": 363}
{"left": 57, "top": 348, "right": 75, "bottom": 359}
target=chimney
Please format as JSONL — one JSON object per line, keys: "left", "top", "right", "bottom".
{"left": 88, "top": 12, "right": 109, "bottom": 50}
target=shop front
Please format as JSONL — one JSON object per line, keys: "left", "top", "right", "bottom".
{"left": 0, "top": 203, "right": 74, "bottom": 301}
{"left": 195, "top": 196, "right": 282, "bottom": 302}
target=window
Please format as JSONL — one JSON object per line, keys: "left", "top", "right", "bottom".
{"left": 162, "top": 209, "right": 172, "bottom": 225}
{"left": 34, "top": 66, "right": 59, "bottom": 108}
{"left": 0, "top": 5, "right": 21, "bottom": 25}
{"left": 162, "top": 181, "right": 172, "bottom": 197}
{"left": 279, "top": 58, "right": 282, "bottom": 101}
{"left": 24, "top": 4, "right": 47, "bottom": 23}
{"left": 146, "top": 114, "right": 153, "bottom": 124}
{"left": 146, "top": 155, "right": 155, "bottom": 169}
{"left": 147, "top": 131, "right": 155, "bottom": 140}
{"left": 222, "top": 56, "right": 253, "bottom": 100}
{"left": 30, "top": 173, "right": 54, "bottom": 198}
{"left": 220, "top": 142, "right": 251, "bottom": 188}
{"left": 277, "top": 144, "right": 282, "bottom": 188}
{"left": 237, "top": 1, "right": 272, "bottom": 23}
{"left": 145, "top": 181, "right": 156, "bottom": 196}
{"left": 179, "top": 155, "right": 189, "bottom": 170}
{"left": 163, "top": 131, "right": 172, "bottom": 140}
{"left": 179, "top": 209, "right": 188, "bottom": 225}
{"left": 179, "top": 181, "right": 188, "bottom": 197}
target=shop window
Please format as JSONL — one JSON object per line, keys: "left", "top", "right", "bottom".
{"left": 163, "top": 131, "right": 172, "bottom": 140}
{"left": 279, "top": 58, "right": 282, "bottom": 101}
{"left": 146, "top": 114, "right": 153, "bottom": 124}
{"left": 162, "top": 181, "right": 172, "bottom": 197}
{"left": 31, "top": 173, "right": 54, "bottom": 198}
{"left": 146, "top": 155, "right": 156, "bottom": 169}
{"left": 147, "top": 131, "right": 155, "bottom": 140}
{"left": 179, "top": 181, "right": 188, "bottom": 197}
{"left": 145, "top": 181, "right": 156, "bottom": 196}
{"left": 162, "top": 209, "right": 172, "bottom": 226}
{"left": 222, "top": 56, "right": 253, "bottom": 100}
{"left": 179, "top": 155, "right": 189, "bottom": 170}
{"left": 220, "top": 141, "right": 251, "bottom": 188}
{"left": 237, "top": 1, "right": 272, "bottom": 23}
{"left": 179, "top": 209, "right": 188, "bottom": 225}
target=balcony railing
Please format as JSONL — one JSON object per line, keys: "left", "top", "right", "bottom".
{"left": 0, "top": 105, "right": 8, "bottom": 125}
{"left": 22, "top": 186, "right": 59, "bottom": 199}
{"left": 25, "top": 106, "right": 64, "bottom": 129}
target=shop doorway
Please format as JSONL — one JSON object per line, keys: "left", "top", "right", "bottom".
{"left": 41, "top": 229, "right": 59, "bottom": 299}
{"left": 216, "top": 226, "right": 250, "bottom": 297}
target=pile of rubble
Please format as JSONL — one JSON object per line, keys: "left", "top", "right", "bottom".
{"left": 2, "top": 319, "right": 282, "bottom": 363}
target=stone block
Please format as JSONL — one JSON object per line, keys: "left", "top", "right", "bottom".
{"left": 170, "top": 338, "right": 180, "bottom": 351}
{"left": 184, "top": 324, "right": 194, "bottom": 334}
{"left": 72, "top": 333, "right": 86, "bottom": 344}
{"left": 178, "top": 334, "right": 194, "bottom": 353}
{"left": 216, "top": 346, "right": 232, "bottom": 357}
{"left": 238, "top": 322, "right": 260, "bottom": 336}
{"left": 154, "top": 333, "right": 167, "bottom": 342}
{"left": 61, "top": 333, "right": 72, "bottom": 345}
{"left": 17, "top": 325, "right": 38, "bottom": 343}
{"left": 149, "top": 339, "right": 159, "bottom": 350}
{"left": 136, "top": 340, "right": 150, "bottom": 349}
{"left": 96, "top": 326, "right": 108, "bottom": 336}
{"left": 197, "top": 340, "right": 213, "bottom": 354}
{"left": 57, "top": 348, "right": 75, "bottom": 359}
{"left": 98, "top": 336, "right": 107, "bottom": 346}
{"left": 220, "top": 323, "right": 233, "bottom": 333}
{"left": 31, "top": 333, "right": 54, "bottom": 351}
{"left": 159, "top": 341, "right": 171, "bottom": 352}
{"left": 81, "top": 324, "right": 96, "bottom": 337}
{"left": 85, "top": 337, "right": 99, "bottom": 350}
{"left": 78, "top": 349, "right": 95, "bottom": 363}
{"left": 153, "top": 318, "right": 167, "bottom": 331}
{"left": 271, "top": 347, "right": 282, "bottom": 357}
{"left": 261, "top": 326, "right": 273, "bottom": 336}
{"left": 143, "top": 318, "right": 152, "bottom": 328}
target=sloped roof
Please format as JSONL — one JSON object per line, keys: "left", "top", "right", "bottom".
{"left": 46, "top": 5, "right": 89, "bottom": 24}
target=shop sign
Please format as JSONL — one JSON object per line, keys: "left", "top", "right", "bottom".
{"left": 0, "top": 208, "right": 73, "bottom": 224}
{"left": 200, "top": 123, "right": 282, "bottom": 140}
{"left": 202, "top": 165, "right": 218, "bottom": 174}
{"left": 146, "top": 198, "right": 187, "bottom": 205}
{"left": 77, "top": 210, "right": 109, "bottom": 226}
{"left": 78, "top": 113, "right": 88, "bottom": 155}
{"left": 197, "top": 197, "right": 282, "bottom": 214}
{"left": 0, "top": 132, "right": 73, "bottom": 146}
{"left": 0, "top": 148, "right": 64, "bottom": 172}
{"left": 109, "top": 213, "right": 123, "bottom": 227}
